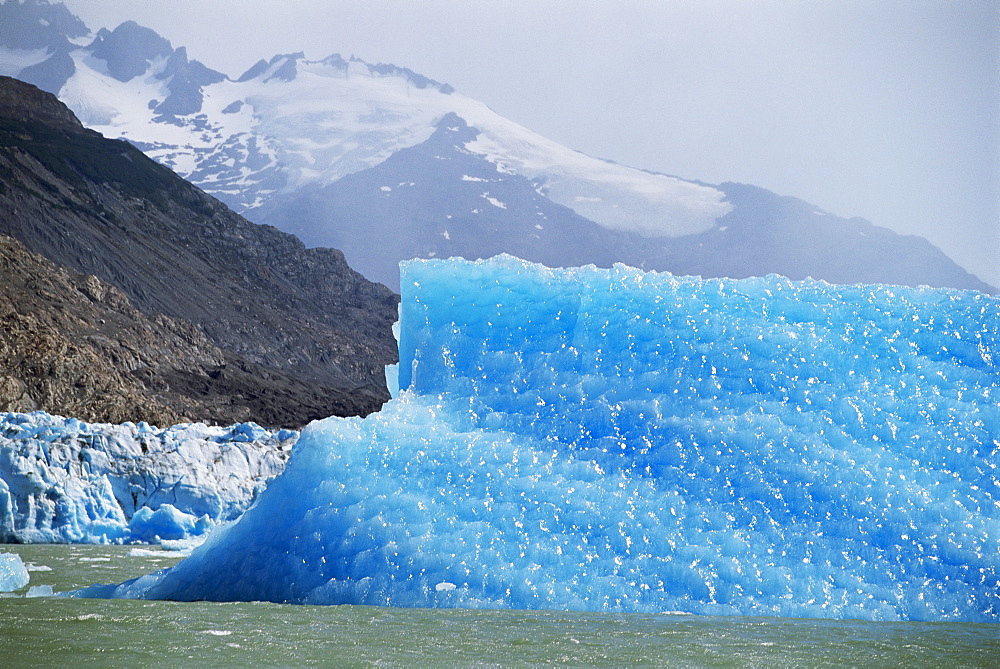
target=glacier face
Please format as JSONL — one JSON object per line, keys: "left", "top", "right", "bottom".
{"left": 0, "top": 412, "right": 295, "bottom": 544}
{"left": 74, "top": 256, "right": 1000, "bottom": 622}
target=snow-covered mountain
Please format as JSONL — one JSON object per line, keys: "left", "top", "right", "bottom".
{"left": 2, "top": 0, "right": 994, "bottom": 293}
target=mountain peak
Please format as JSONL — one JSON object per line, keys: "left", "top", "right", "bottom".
{"left": 353, "top": 56, "right": 455, "bottom": 94}
{"left": 89, "top": 20, "right": 173, "bottom": 82}
{"left": 0, "top": 0, "right": 87, "bottom": 51}
{"left": 152, "top": 45, "right": 226, "bottom": 117}
{"left": 236, "top": 52, "right": 304, "bottom": 83}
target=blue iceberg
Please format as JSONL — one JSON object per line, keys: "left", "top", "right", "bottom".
{"left": 0, "top": 551, "right": 29, "bottom": 592}
{"left": 74, "top": 256, "right": 999, "bottom": 622}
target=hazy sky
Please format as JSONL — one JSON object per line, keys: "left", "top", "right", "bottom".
{"left": 62, "top": 0, "right": 999, "bottom": 287}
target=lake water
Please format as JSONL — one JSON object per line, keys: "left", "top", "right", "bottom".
{"left": 1, "top": 544, "right": 996, "bottom": 667}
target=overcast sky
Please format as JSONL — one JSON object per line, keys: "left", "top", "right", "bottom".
{"left": 62, "top": 0, "right": 999, "bottom": 287}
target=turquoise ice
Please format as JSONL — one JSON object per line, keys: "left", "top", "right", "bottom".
{"left": 74, "top": 256, "right": 1000, "bottom": 622}
{"left": 0, "top": 552, "right": 28, "bottom": 592}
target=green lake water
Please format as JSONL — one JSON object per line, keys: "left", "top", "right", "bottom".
{"left": 0, "top": 544, "right": 996, "bottom": 667}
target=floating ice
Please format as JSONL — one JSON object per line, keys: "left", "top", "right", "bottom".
{"left": 73, "top": 256, "right": 999, "bottom": 622}
{"left": 0, "top": 552, "right": 28, "bottom": 592}
{"left": 25, "top": 584, "right": 53, "bottom": 598}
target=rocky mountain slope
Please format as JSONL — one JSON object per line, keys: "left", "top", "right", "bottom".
{"left": 1, "top": 233, "right": 222, "bottom": 425}
{"left": 1, "top": 0, "right": 992, "bottom": 293}
{"left": 0, "top": 75, "right": 398, "bottom": 427}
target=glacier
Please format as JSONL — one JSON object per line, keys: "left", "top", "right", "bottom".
{"left": 72, "top": 256, "right": 999, "bottom": 623}
{"left": 0, "top": 412, "right": 295, "bottom": 544}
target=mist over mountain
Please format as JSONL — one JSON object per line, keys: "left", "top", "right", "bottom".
{"left": 0, "top": 74, "right": 397, "bottom": 427}
{"left": 2, "top": 0, "right": 991, "bottom": 294}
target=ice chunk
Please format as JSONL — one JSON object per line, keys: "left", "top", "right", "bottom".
{"left": 0, "top": 552, "right": 29, "bottom": 592}
{"left": 71, "top": 256, "right": 1000, "bottom": 623}
{"left": 127, "top": 504, "right": 214, "bottom": 543}
{"left": 127, "top": 548, "right": 170, "bottom": 558}
{"left": 26, "top": 584, "right": 53, "bottom": 598}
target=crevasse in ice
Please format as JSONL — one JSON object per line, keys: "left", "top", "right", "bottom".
{"left": 74, "top": 256, "right": 999, "bottom": 622}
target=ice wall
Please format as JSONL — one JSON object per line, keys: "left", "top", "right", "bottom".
{"left": 74, "top": 256, "right": 999, "bottom": 622}
{"left": 0, "top": 412, "right": 296, "bottom": 544}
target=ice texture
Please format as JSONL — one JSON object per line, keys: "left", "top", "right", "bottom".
{"left": 0, "top": 551, "right": 29, "bottom": 591}
{"left": 0, "top": 413, "right": 295, "bottom": 544}
{"left": 73, "top": 256, "right": 999, "bottom": 622}
{"left": 25, "top": 584, "right": 54, "bottom": 598}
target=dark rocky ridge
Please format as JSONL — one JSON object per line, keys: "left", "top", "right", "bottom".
{"left": 0, "top": 76, "right": 399, "bottom": 427}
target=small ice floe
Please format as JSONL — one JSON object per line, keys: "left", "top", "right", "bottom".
{"left": 0, "top": 552, "right": 30, "bottom": 591}
{"left": 78, "top": 557, "right": 112, "bottom": 562}
{"left": 26, "top": 585, "right": 54, "bottom": 598}
{"left": 434, "top": 582, "right": 457, "bottom": 592}
{"left": 25, "top": 563, "right": 53, "bottom": 572}
{"left": 127, "top": 548, "right": 170, "bottom": 558}
{"left": 159, "top": 534, "right": 211, "bottom": 556}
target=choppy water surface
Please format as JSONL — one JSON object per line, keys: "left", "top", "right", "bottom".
{"left": 1, "top": 544, "right": 996, "bottom": 667}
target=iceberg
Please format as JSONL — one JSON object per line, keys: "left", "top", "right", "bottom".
{"left": 0, "top": 551, "right": 29, "bottom": 591}
{"left": 0, "top": 413, "right": 296, "bottom": 544}
{"left": 73, "top": 256, "right": 999, "bottom": 622}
